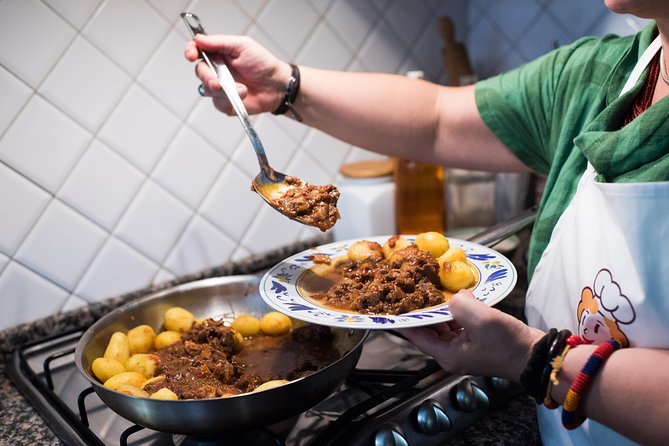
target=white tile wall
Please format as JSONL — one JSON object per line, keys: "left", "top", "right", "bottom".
{"left": 0, "top": 0, "right": 648, "bottom": 330}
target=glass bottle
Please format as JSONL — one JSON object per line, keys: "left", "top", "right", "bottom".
{"left": 394, "top": 159, "right": 446, "bottom": 234}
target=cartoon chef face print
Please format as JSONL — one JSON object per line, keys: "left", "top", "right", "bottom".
{"left": 576, "top": 269, "right": 636, "bottom": 347}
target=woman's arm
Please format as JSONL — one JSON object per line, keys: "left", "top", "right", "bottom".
{"left": 185, "top": 34, "right": 529, "bottom": 173}
{"left": 400, "top": 292, "right": 669, "bottom": 446}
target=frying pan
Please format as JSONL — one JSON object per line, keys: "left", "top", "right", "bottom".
{"left": 75, "top": 275, "right": 367, "bottom": 436}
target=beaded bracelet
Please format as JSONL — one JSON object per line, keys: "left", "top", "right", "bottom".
{"left": 561, "top": 338, "right": 622, "bottom": 429}
{"left": 519, "top": 328, "right": 557, "bottom": 399}
{"left": 272, "top": 63, "right": 303, "bottom": 121}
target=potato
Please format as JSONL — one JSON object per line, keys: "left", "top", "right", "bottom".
{"left": 154, "top": 330, "right": 182, "bottom": 350}
{"left": 91, "top": 357, "right": 126, "bottom": 383}
{"left": 437, "top": 246, "right": 467, "bottom": 265}
{"left": 150, "top": 388, "right": 179, "bottom": 400}
{"left": 230, "top": 314, "right": 261, "bottom": 337}
{"left": 164, "top": 306, "right": 195, "bottom": 333}
{"left": 141, "top": 375, "right": 165, "bottom": 389}
{"left": 104, "top": 371, "right": 146, "bottom": 391}
{"left": 125, "top": 353, "right": 158, "bottom": 378}
{"left": 127, "top": 324, "right": 156, "bottom": 354}
{"left": 415, "top": 232, "right": 450, "bottom": 258}
{"left": 347, "top": 240, "right": 384, "bottom": 262}
{"left": 382, "top": 235, "right": 411, "bottom": 259}
{"left": 233, "top": 331, "right": 245, "bottom": 352}
{"left": 253, "top": 379, "right": 290, "bottom": 392}
{"left": 439, "top": 260, "right": 476, "bottom": 291}
{"left": 114, "top": 384, "right": 149, "bottom": 398}
{"left": 259, "top": 312, "right": 292, "bottom": 336}
{"left": 103, "top": 332, "right": 130, "bottom": 366}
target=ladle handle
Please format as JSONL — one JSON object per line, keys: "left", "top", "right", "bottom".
{"left": 180, "top": 12, "right": 275, "bottom": 179}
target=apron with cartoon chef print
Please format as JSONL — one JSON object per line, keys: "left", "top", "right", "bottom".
{"left": 525, "top": 35, "right": 669, "bottom": 446}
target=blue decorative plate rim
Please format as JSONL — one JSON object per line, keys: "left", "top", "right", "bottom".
{"left": 259, "top": 235, "right": 517, "bottom": 330}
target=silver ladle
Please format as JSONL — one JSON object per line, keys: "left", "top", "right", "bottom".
{"left": 181, "top": 13, "right": 339, "bottom": 229}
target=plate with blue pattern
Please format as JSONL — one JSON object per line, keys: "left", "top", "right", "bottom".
{"left": 259, "top": 235, "right": 517, "bottom": 329}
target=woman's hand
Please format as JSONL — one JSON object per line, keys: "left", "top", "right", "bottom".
{"left": 184, "top": 34, "right": 291, "bottom": 116}
{"left": 399, "top": 290, "right": 545, "bottom": 381}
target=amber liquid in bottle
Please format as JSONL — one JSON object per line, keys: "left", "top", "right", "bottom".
{"left": 394, "top": 159, "right": 446, "bottom": 234}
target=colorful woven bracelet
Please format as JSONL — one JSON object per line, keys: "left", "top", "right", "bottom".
{"left": 561, "top": 338, "right": 622, "bottom": 429}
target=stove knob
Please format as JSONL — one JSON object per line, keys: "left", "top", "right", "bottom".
{"left": 374, "top": 422, "right": 409, "bottom": 446}
{"left": 487, "top": 376, "right": 513, "bottom": 391}
{"left": 416, "top": 398, "right": 452, "bottom": 435}
{"left": 452, "top": 378, "right": 490, "bottom": 413}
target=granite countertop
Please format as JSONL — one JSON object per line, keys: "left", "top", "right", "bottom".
{"left": 0, "top": 234, "right": 539, "bottom": 446}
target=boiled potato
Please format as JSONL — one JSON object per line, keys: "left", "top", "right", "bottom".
{"left": 141, "top": 375, "right": 165, "bottom": 389}
{"left": 104, "top": 371, "right": 146, "bottom": 391}
{"left": 164, "top": 307, "right": 195, "bottom": 333}
{"left": 230, "top": 314, "right": 261, "bottom": 337}
{"left": 125, "top": 353, "right": 158, "bottom": 379}
{"left": 347, "top": 240, "right": 384, "bottom": 261}
{"left": 154, "top": 330, "right": 181, "bottom": 350}
{"left": 439, "top": 260, "right": 476, "bottom": 291}
{"left": 103, "top": 332, "right": 130, "bottom": 366}
{"left": 233, "top": 331, "right": 245, "bottom": 352}
{"left": 91, "top": 357, "right": 126, "bottom": 383}
{"left": 260, "top": 312, "right": 292, "bottom": 336}
{"left": 382, "top": 235, "right": 411, "bottom": 259}
{"left": 415, "top": 232, "right": 450, "bottom": 258}
{"left": 114, "top": 384, "right": 149, "bottom": 398}
{"left": 437, "top": 246, "right": 467, "bottom": 265}
{"left": 150, "top": 388, "right": 179, "bottom": 400}
{"left": 127, "top": 324, "right": 156, "bottom": 354}
{"left": 253, "top": 379, "right": 290, "bottom": 392}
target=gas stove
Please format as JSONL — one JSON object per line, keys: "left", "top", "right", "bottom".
{"left": 7, "top": 209, "right": 538, "bottom": 446}
{"left": 8, "top": 326, "right": 523, "bottom": 446}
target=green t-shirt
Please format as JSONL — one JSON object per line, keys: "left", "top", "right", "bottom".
{"left": 475, "top": 22, "right": 669, "bottom": 280}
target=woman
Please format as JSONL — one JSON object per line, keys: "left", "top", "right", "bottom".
{"left": 185, "top": 1, "right": 669, "bottom": 444}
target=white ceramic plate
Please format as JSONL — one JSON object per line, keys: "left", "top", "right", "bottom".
{"left": 259, "top": 236, "right": 517, "bottom": 329}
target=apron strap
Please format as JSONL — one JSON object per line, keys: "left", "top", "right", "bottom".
{"left": 620, "top": 35, "right": 662, "bottom": 96}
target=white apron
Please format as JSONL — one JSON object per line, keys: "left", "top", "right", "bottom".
{"left": 525, "top": 35, "right": 669, "bottom": 446}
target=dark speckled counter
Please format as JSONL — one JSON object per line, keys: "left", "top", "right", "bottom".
{"left": 0, "top": 234, "right": 539, "bottom": 446}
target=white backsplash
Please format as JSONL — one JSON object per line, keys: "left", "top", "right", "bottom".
{"left": 0, "top": 0, "right": 647, "bottom": 330}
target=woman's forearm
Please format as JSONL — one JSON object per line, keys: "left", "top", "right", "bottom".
{"left": 550, "top": 346, "right": 669, "bottom": 445}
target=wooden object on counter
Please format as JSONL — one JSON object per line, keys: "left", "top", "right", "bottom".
{"left": 437, "top": 16, "right": 474, "bottom": 86}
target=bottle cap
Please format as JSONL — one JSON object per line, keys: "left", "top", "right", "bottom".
{"left": 339, "top": 159, "right": 394, "bottom": 178}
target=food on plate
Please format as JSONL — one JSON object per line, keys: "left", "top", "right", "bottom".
{"left": 414, "top": 231, "right": 450, "bottom": 258}
{"left": 303, "top": 233, "right": 477, "bottom": 315}
{"left": 381, "top": 235, "right": 412, "bottom": 259}
{"left": 90, "top": 307, "right": 340, "bottom": 400}
{"left": 347, "top": 240, "right": 384, "bottom": 262}
{"left": 267, "top": 176, "right": 341, "bottom": 232}
{"left": 438, "top": 259, "right": 476, "bottom": 291}
{"left": 437, "top": 246, "right": 468, "bottom": 265}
